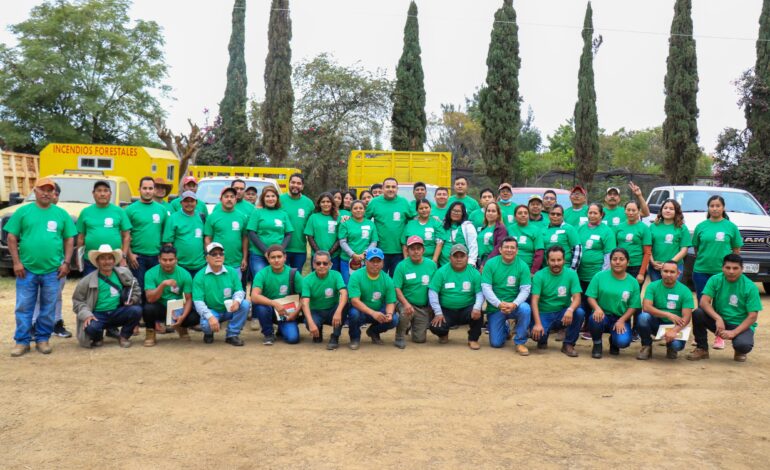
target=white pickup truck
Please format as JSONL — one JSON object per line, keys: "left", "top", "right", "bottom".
{"left": 646, "top": 185, "right": 770, "bottom": 292}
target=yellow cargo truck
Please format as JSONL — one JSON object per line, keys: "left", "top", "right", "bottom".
{"left": 40, "top": 143, "right": 180, "bottom": 195}
{"left": 347, "top": 150, "right": 452, "bottom": 195}
{"left": 0, "top": 150, "right": 39, "bottom": 206}
{"left": 186, "top": 165, "right": 301, "bottom": 193}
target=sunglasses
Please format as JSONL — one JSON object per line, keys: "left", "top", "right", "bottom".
{"left": 315, "top": 261, "right": 330, "bottom": 266}
{"left": 208, "top": 252, "right": 224, "bottom": 257}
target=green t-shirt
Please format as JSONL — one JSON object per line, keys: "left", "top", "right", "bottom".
{"left": 213, "top": 200, "right": 255, "bottom": 219}
{"left": 364, "top": 195, "right": 415, "bottom": 254}
{"left": 125, "top": 200, "right": 167, "bottom": 256}
{"left": 246, "top": 207, "right": 294, "bottom": 256}
{"left": 477, "top": 224, "right": 497, "bottom": 260}
{"left": 577, "top": 223, "right": 617, "bottom": 282}
{"left": 339, "top": 217, "right": 378, "bottom": 261}
{"left": 469, "top": 208, "right": 485, "bottom": 231}
{"left": 279, "top": 194, "right": 316, "bottom": 253}
{"left": 301, "top": 270, "right": 346, "bottom": 310}
{"left": 303, "top": 212, "right": 340, "bottom": 256}
{"left": 4, "top": 203, "right": 77, "bottom": 274}
{"left": 432, "top": 205, "right": 449, "bottom": 223}
{"left": 650, "top": 222, "right": 691, "bottom": 264}
{"left": 692, "top": 219, "right": 743, "bottom": 274}
{"left": 542, "top": 223, "right": 580, "bottom": 266}
{"left": 348, "top": 268, "right": 397, "bottom": 311}
{"left": 532, "top": 267, "right": 582, "bottom": 313}
{"left": 602, "top": 206, "right": 626, "bottom": 232}
{"left": 76, "top": 204, "right": 132, "bottom": 253}
{"left": 481, "top": 256, "right": 531, "bottom": 313}
{"left": 144, "top": 264, "right": 192, "bottom": 307}
{"left": 170, "top": 196, "right": 208, "bottom": 216}
{"left": 429, "top": 263, "right": 481, "bottom": 310}
{"left": 439, "top": 222, "right": 472, "bottom": 265}
{"left": 253, "top": 265, "right": 303, "bottom": 299}
{"left": 339, "top": 209, "right": 352, "bottom": 219}
{"left": 162, "top": 210, "right": 206, "bottom": 270}
{"left": 615, "top": 221, "right": 652, "bottom": 267}
{"left": 192, "top": 266, "right": 242, "bottom": 312}
{"left": 96, "top": 271, "right": 122, "bottom": 312}
{"left": 643, "top": 279, "right": 694, "bottom": 322}
{"left": 393, "top": 257, "right": 437, "bottom": 306}
{"left": 401, "top": 218, "right": 445, "bottom": 259}
{"left": 564, "top": 205, "right": 589, "bottom": 228}
{"left": 528, "top": 215, "right": 549, "bottom": 233}
{"left": 703, "top": 273, "right": 761, "bottom": 330}
{"left": 202, "top": 209, "right": 247, "bottom": 268}
{"left": 499, "top": 203, "right": 517, "bottom": 226}
{"left": 447, "top": 195, "right": 480, "bottom": 214}
{"left": 159, "top": 200, "right": 173, "bottom": 216}
{"left": 506, "top": 222, "right": 545, "bottom": 268}
{"left": 585, "top": 269, "right": 642, "bottom": 316}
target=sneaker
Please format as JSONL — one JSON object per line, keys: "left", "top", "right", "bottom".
{"left": 263, "top": 335, "right": 276, "bottom": 346}
{"left": 591, "top": 343, "right": 602, "bottom": 359}
{"left": 561, "top": 344, "right": 578, "bottom": 357}
{"left": 327, "top": 337, "right": 339, "bottom": 350}
{"left": 515, "top": 344, "right": 529, "bottom": 356}
{"left": 53, "top": 320, "right": 72, "bottom": 338}
{"left": 35, "top": 341, "right": 52, "bottom": 354}
{"left": 349, "top": 340, "right": 360, "bottom": 350}
{"left": 580, "top": 332, "right": 592, "bottom": 341}
{"left": 631, "top": 333, "right": 640, "bottom": 343}
{"left": 734, "top": 351, "right": 748, "bottom": 362}
{"left": 118, "top": 336, "right": 132, "bottom": 348}
{"left": 106, "top": 327, "right": 120, "bottom": 340}
{"left": 203, "top": 333, "right": 214, "bottom": 344}
{"left": 609, "top": 344, "right": 620, "bottom": 356}
{"left": 713, "top": 336, "right": 726, "bottom": 350}
{"left": 225, "top": 336, "right": 244, "bottom": 346}
{"left": 666, "top": 345, "right": 678, "bottom": 360}
{"left": 686, "top": 347, "right": 709, "bottom": 361}
{"left": 366, "top": 326, "right": 383, "bottom": 345}
{"left": 636, "top": 345, "right": 652, "bottom": 360}
{"left": 10, "top": 343, "right": 30, "bottom": 357}
{"left": 249, "top": 319, "right": 260, "bottom": 331}
{"left": 394, "top": 337, "right": 406, "bottom": 349}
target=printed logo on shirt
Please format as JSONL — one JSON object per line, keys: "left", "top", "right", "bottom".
{"left": 46, "top": 220, "right": 57, "bottom": 232}
{"left": 324, "top": 287, "right": 334, "bottom": 298}
{"left": 109, "top": 286, "right": 119, "bottom": 297}
{"left": 518, "top": 235, "right": 528, "bottom": 244}
{"left": 152, "top": 213, "right": 161, "bottom": 224}
{"left": 170, "top": 286, "right": 180, "bottom": 294}
{"left": 195, "top": 228, "right": 202, "bottom": 238}
{"left": 362, "top": 229, "right": 370, "bottom": 239}
{"left": 223, "top": 288, "right": 232, "bottom": 298}
{"left": 327, "top": 220, "right": 337, "bottom": 234}
{"left": 550, "top": 234, "right": 558, "bottom": 243}
{"left": 425, "top": 227, "right": 434, "bottom": 240}
{"left": 665, "top": 234, "right": 674, "bottom": 244}
{"left": 393, "top": 212, "right": 401, "bottom": 222}
{"left": 729, "top": 294, "right": 739, "bottom": 307}
{"left": 579, "top": 217, "right": 588, "bottom": 226}
{"left": 104, "top": 217, "right": 114, "bottom": 228}
{"left": 585, "top": 240, "right": 594, "bottom": 249}
{"left": 231, "top": 221, "right": 240, "bottom": 231}
{"left": 507, "top": 215, "right": 514, "bottom": 223}
{"left": 715, "top": 232, "right": 725, "bottom": 242}
{"left": 506, "top": 276, "right": 516, "bottom": 287}
{"left": 372, "top": 291, "right": 382, "bottom": 301}
{"left": 612, "top": 217, "right": 620, "bottom": 226}
{"left": 274, "top": 219, "right": 283, "bottom": 227}
{"left": 421, "top": 275, "right": 430, "bottom": 285}
{"left": 484, "top": 232, "right": 493, "bottom": 245}
{"left": 621, "top": 291, "right": 630, "bottom": 301}
{"left": 279, "top": 285, "right": 288, "bottom": 295}
{"left": 625, "top": 233, "right": 634, "bottom": 242}
{"left": 462, "top": 281, "right": 471, "bottom": 292}
{"left": 557, "top": 286, "right": 567, "bottom": 297}
{"left": 298, "top": 209, "right": 306, "bottom": 218}
{"left": 666, "top": 301, "right": 676, "bottom": 310}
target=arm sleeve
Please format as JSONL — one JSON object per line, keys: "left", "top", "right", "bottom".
{"left": 481, "top": 283, "right": 501, "bottom": 309}
{"left": 428, "top": 289, "right": 442, "bottom": 316}
{"left": 339, "top": 238, "right": 356, "bottom": 257}
{"left": 513, "top": 284, "right": 531, "bottom": 307}
{"left": 464, "top": 223, "right": 478, "bottom": 265}
{"left": 570, "top": 244, "right": 583, "bottom": 270}
{"left": 194, "top": 301, "right": 213, "bottom": 320}
{"left": 232, "top": 290, "right": 246, "bottom": 303}
{"left": 473, "top": 292, "right": 484, "bottom": 311}
{"left": 601, "top": 253, "right": 610, "bottom": 271}
{"left": 281, "top": 233, "right": 292, "bottom": 249}
{"left": 531, "top": 250, "right": 544, "bottom": 274}
{"left": 247, "top": 231, "right": 269, "bottom": 253}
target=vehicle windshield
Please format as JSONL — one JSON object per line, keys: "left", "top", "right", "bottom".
{"left": 510, "top": 192, "right": 571, "bottom": 208}
{"left": 25, "top": 179, "right": 115, "bottom": 204}
{"left": 196, "top": 180, "right": 273, "bottom": 204}
{"left": 676, "top": 190, "right": 766, "bottom": 215}
{"left": 398, "top": 185, "right": 437, "bottom": 203}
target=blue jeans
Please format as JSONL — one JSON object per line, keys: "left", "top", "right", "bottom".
{"left": 692, "top": 272, "right": 714, "bottom": 303}
{"left": 307, "top": 307, "right": 345, "bottom": 340}
{"left": 589, "top": 313, "right": 632, "bottom": 348}
{"left": 14, "top": 270, "right": 60, "bottom": 345}
{"left": 249, "top": 253, "right": 268, "bottom": 278}
{"left": 636, "top": 311, "right": 686, "bottom": 350}
{"left": 286, "top": 252, "right": 307, "bottom": 271}
{"left": 199, "top": 300, "right": 250, "bottom": 338}
{"left": 253, "top": 304, "right": 300, "bottom": 343}
{"left": 34, "top": 276, "right": 65, "bottom": 324}
{"left": 348, "top": 306, "right": 399, "bottom": 341}
{"left": 130, "top": 254, "right": 159, "bottom": 303}
{"left": 532, "top": 307, "right": 586, "bottom": 346}
{"left": 488, "top": 302, "right": 532, "bottom": 347}
{"left": 383, "top": 254, "right": 403, "bottom": 277}
{"left": 648, "top": 264, "right": 684, "bottom": 283}
{"left": 340, "top": 260, "right": 357, "bottom": 284}
{"left": 85, "top": 305, "right": 143, "bottom": 341}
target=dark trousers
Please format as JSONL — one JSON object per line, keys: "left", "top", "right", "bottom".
{"left": 383, "top": 253, "right": 403, "bottom": 277}
{"left": 692, "top": 308, "right": 754, "bottom": 354}
{"left": 306, "top": 307, "right": 345, "bottom": 341}
{"left": 143, "top": 302, "right": 200, "bottom": 328}
{"left": 429, "top": 305, "right": 482, "bottom": 341}
{"left": 85, "top": 305, "right": 142, "bottom": 340}
{"left": 130, "top": 254, "right": 159, "bottom": 303}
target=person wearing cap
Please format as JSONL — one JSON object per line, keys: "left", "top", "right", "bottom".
{"left": 564, "top": 185, "right": 589, "bottom": 228}
{"left": 246, "top": 186, "right": 294, "bottom": 279}
{"left": 428, "top": 244, "right": 484, "bottom": 349}
{"left": 482, "top": 237, "right": 532, "bottom": 355}
{"left": 527, "top": 194, "right": 548, "bottom": 232}
{"left": 152, "top": 177, "right": 174, "bottom": 215}
{"left": 244, "top": 186, "right": 258, "bottom": 205}
{"left": 6, "top": 178, "right": 77, "bottom": 357}
{"left": 432, "top": 187, "right": 450, "bottom": 222}
{"left": 340, "top": 199, "right": 379, "bottom": 284}
{"left": 171, "top": 176, "right": 208, "bottom": 216}
{"left": 603, "top": 182, "right": 651, "bottom": 232}
{"left": 142, "top": 245, "right": 197, "bottom": 346}
{"left": 162, "top": 190, "right": 207, "bottom": 278}
{"left": 280, "top": 173, "right": 317, "bottom": 271}
{"left": 203, "top": 186, "right": 248, "bottom": 280}
{"left": 301, "top": 250, "right": 349, "bottom": 350}
{"left": 213, "top": 179, "right": 255, "bottom": 218}
{"left": 497, "top": 183, "right": 517, "bottom": 226}
{"left": 468, "top": 188, "right": 496, "bottom": 231}
{"left": 393, "top": 235, "right": 438, "bottom": 348}
{"left": 365, "top": 177, "right": 415, "bottom": 276}
{"left": 192, "top": 242, "right": 250, "bottom": 346}
{"left": 400, "top": 198, "right": 444, "bottom": 266}
{"left": 76, "top": 180, "right": 132, "bottom": 275}
{"left": 506, "top": 205, "right": 544, "bottom": 273}
{"left": 125, "top": 177, "right": 168, "bottom": 299}
{"left": 347, "top": 247, "right": 399, "bottom": 349}
{"left": 251, "top": 245, "right": 304, "bottom": 345}
{"left": 72, "top": 244, "right": 143, "bottom": 349}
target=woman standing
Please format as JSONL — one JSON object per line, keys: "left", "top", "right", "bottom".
{"left": 331, "top": 190, "right": 350, "bottom": 218}
{"left": 359, "top": 190, "right": 373, "bottom": 207}
{"left": 615, "top": 201, "right": 652, "bottom": 284}
{"left": 649, "top": 199, "right": 690, "bottom": 282}
{"left": 692, "top": 195, "right": 742, "bottom": 299}
{"left": 401, "top": 198, "right": 444, "bottom": 264}
{"left": 246, "top": 186, "right": 294, "bottom": 277}
{"left": 542, "top": 204, "right": 581, "bottom": 270}
{"left": 476, "top": 201, "right": 508, "bottom": 267}
{"left": 506, "top": 205, "right": 545, "bottom": 273}
{"left": 304, "top": 192, "right": 341, "bottom": 272}
{"left": 338, "top": 200, "right": 378, "bottom": 283}
{"left": 439, "top": 201, "right": 478, "bottom": 266}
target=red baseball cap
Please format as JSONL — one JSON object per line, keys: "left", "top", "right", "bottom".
{"left": 570, "top": 185, "right": 587, "bottom": 195}
{"left": 182, "top": 175, "right": 198, "bottom": 186}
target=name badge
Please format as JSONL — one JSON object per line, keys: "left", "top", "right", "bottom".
{"left": 405, "top": 273, "right": 417, "bottom": 280}
{"left": 590, "top": 235, "right": 601, "bottom": 240}
{"left": 667, "top": 294, "right": 680, "bottom": 301}
{"left": 579, "top": 217, "right": 588, "bottom": 225}
{"left": 556, "top": 230, "right": 565, "bottom": 234}
{"left": 445, "top": 282, "right": 456, "bottom": 289}
{"left": 362, "top": 225, "right": 371, "bottom": 230}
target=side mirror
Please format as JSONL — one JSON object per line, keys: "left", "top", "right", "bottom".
{"left": 648, "top": 204, "right": 660, "bottom": 215}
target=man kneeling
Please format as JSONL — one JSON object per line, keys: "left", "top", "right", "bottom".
{"left": 301, "top": 251, "right": 348, "bottom": 350}
{"left": 348, "top": 248, "right": 399, "bottom": 349}
{"left": 251, "top": 245, "right": 304, "bottom": 345}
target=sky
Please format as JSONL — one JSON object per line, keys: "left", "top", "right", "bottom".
{"left": 1, "top": 0, "right": 764, "bottom": 154}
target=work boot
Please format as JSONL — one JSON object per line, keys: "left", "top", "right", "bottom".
{"left": 11, "top": 344, "right": 30, "bottom": 357}
{"left": 515, "top": 344, "right": 529, "bottom": 356}
{"left": 636, "top": 345, "right": 652, "bottom": 360}
{"left": 366, "top": 325, "right": 383, "bottom": 345}
{"left": 666, "top": 345, "right": 678, "bottom": 359}
{"left": 176, "top": 326, "right": 190, "bottom": 341}
{"left": 143, "top": 329, "right": 157, "bottom": 347}
{"left": 734, "top": 351, "right": 748, "bottom": 362}
{"left": 686, "top": 348, "right": 709, "bottom": 361}
{"left": 35, "top": 341, "right": 52, "bottom": 354}
{"left": 561, "top": 344, "right": 578, "bottom": 357}
{"left": 225, "top": 336, "right": 244, "bottom": 347}
{"left": 591, "top": 343, "right": 603, "bottom": 359}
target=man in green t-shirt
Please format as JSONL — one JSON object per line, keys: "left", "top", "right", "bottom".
{"left": 251, "top": 245, "right": 304, "bottom": 345}
{"left": 530, "top": 246, "right": 585, "bottom": 357}
{"left": 192, "top": 242, "right": 250, "bottom": 346}
{"left": 428, "top": 244, "right": 483, "bottom": 349}
{"left": 212, "top": 179, "right": 255, "bottom": 219}
{"left": 393, "top": 236, "right": 438, "bottom": 348}
{"left": 203, "top": 187, "right": 248, "bottom": 280}
{"left": 637, "top": 260, "right": 693, "bottom": 360}
{"left": 76, "top": 180, "right": 132, "bottom": 275}
{"left": 482, "top": 237, "right": 532, "bottom": 355}
{"left": 433, "top": 187, "right": 450, "bottom": 222}
{"left": 688, "top": 254, "right": 761, "bottom": 362}
{"left": 152, "top": 177, "right": 174, "bottom": 215}
{"left": 602, "top": 183, "right": 650, "bottom": 232}
{"left": 564, "top": 185, "right": 589, "bottom": 228}
{"left": 162, "top": 191, "right": 207, "bottom": 278}
{"left": 347, "top": 247, "right": 398, "bottom": 349}
{"left": 279, "top": 173, "right": 316, "bottom": 271}
{"left": 170, "top": 176, "right": 208, "bottom": 216}
{"left": 125, "top": 176, "right": 168, "bottom": 299}
{"left": 142, "top": 245, "right": 197, "bottom": 346}
{"left": 7, "top": 178, "right": 77, "bottom": 357}
{"left": 301, "top": 250, "right": 349, "bottom": 350}
{"left": 447, "top": 176, "right": 480, "bottom": 214}
{"left": 244, "top": 186, "right": 258, "bottom": 205}
{"left": 365, "top": 177, "right": 415, "bottom": 276}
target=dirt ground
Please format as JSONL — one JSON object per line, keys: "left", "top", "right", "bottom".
{"left": 0, "top": 276, "right": 769, "bottom": 470}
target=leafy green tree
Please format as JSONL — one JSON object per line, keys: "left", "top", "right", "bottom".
{"left": 391, "top": 1, "right": 426, "bottom": 151}
{"left": 262, "top": 0, "right": 294, "bottom": 165}
{"left": 662, "top": 0, "right": 700, "bottom": 184}
{"left": 0, "top": 0, "right": 169, "bottom": 152}
{"left": 479, "top": 0, "right": 521, "bottom": 185}
{"left": 747, "top": 0, "right": 770, "bottom": 157}
{"left": 218, "top": 0, "right": 250, "bottom": 164}
{"left": 573, "top": 2, "right": 600, "bottom": 191}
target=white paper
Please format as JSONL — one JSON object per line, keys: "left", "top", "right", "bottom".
{"left": 166, "top": 299, "right": 185, "bottom": 325}
{"left": 654, "top": 324, "right": 691, "bottom": 341}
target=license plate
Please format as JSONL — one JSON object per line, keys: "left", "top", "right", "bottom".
{"left": 744, "top": 263, "right": 760, "bottom": 274}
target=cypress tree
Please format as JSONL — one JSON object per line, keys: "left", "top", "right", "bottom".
{"left": 574, "top": 2, "right": 599, "bottom": 191}
{"left": 480, "top": 0, "right": 521, "bottom": 185}
{"left": 662, "top": 0, "right": 700, "bottom": 184}
{"left": 219, "top": 0, "right": 250, "bottom": 163}
{"left": 391, "top": 1, "right": 426, "bottom": 151}
{"left": 262, "top": 0, "right": 294, "bottom": 165}
{"left": 747, "top": 0, "right": 770, "bottom": 157}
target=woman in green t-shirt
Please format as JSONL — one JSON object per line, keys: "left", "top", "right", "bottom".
{"left": 542, "top": 204, "right": 581, "bottom": 270}
{"left": 359, "top": 190, "right": 373, "bottom": 207}
{"left": 332, "top": 190, "right": 351, "bottom": 218}
{"left": 477, "top": 202, "right": 507, "bottom": 268}
{"left": 246, "top": 186, "right": 293, "bottom": 277}
{"left": 692, "top": 195, "right": 742, "bottom": 301}
{"left": 506, "top": 205, "right": 545, "bottom": 273}
{"left": 339, "top": 200, "right": 378, "bottom": 283}
{"left": 401, "top": 198, "right": 444, "bottom": 264}
{"left": 615, "top": 201, "right": 652, "bottom": 284}
{"left": 439, "top": 202, "right": 478, "bottom": 266}
{"left": 649, "top": 199, "right": 691, "bottom": 282}
{"left": 304, "top": 192, "right": 341, "bottom": 272}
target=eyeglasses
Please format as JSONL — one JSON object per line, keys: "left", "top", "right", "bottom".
{"left": 208, "top": 252, "right": 224, "bottom": 257}
{"left": 315, "top": 261, "right": 330, "bottom": 266}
